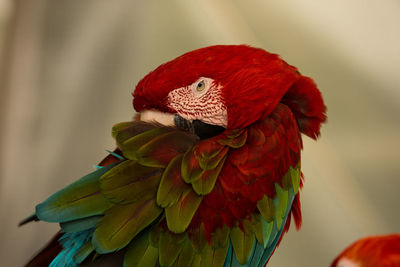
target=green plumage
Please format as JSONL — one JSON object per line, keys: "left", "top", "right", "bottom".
{"left": 199, "top": 245, "right": 229, "bottom": 267}
{"left": 291, "top": 166, "right": 301, "bottom": 194}
{"left": 191, "top": 155, "right": 227, "bottom": 195}
{"left": 29, "top": 121, "right": 303, "bottom": 267}
{"left": 197, "top": 146, "right": 228, "bottom": 170}
{"left": 112, "top": 121, "right": 156, "bottom": 146}
{"left": 217, "top": 129, "right": 247, "bottom": 148}
{"left": 158, "top": 230, "right": 185, "bottom": 266}
{"left": 256, "top": 196, "right": 275, "bottom": 222}
{"left": 157, "top": 154, "right": 189, "bottom": 208}
{"left": 230, "top": 225, "right": 255, "bottom": 264}
{"left": 274, "top": 183, "right": 288, "bottom": 230}
{"left": 135, "top": 131, "right": 196, "bottom": 168}
{"left": 123, "top": 231, "right": 158, "bottom": 267}
{"left": 119, "top": 127, "right": 173, "bottom": 160}
{"left": 36, "top": 163, "right": 118, "bottom": 223}
{"left": 181, "top": 149, "right": 204, "bottom": 183}
{"left": 100, "top": 160, "right": 162, "bottom": 204}
{"left": 92, "top": 198, "right": 162, "bottom": 253}
{"left": 260, "top": 218, "right": 274, "bottom": 248}
{"left": 210, "top": 225, "right": 230, "bottom": 249}
{"left": 165, "top": 188, "right": 202, "bottom": 233}
{"left": 188, "top": 224, "right": 207, "bottom": 252}
{"left": 173, "top": 239, "right": 196, "bottom": 267}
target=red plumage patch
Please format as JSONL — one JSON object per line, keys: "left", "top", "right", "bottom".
{"left": 331, "top": 234, "right": 400, "bottom": 267}
{"left": 190, "top": 103, "right": 302, "bottom": 238}
{"left": 282, "top": 76, "right": 327, "bottom": 139}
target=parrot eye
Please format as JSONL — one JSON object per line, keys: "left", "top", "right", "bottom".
{"left": 191, "top": 77, "right": 213, "bottom": 97}
{"left": 196, "top": 80, "right": 205, "bottom": 92}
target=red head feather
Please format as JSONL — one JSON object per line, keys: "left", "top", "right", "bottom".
{"left": 133, "top": 45, "right": 326, "bottom": 137}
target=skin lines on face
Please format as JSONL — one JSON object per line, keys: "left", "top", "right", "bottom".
{"left": 167, "top": 77, "right": 228, "bottom": 127}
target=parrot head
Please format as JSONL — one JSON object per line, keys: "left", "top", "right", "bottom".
{"left": 133, "top": 45, "right": 326, "bottom": 139}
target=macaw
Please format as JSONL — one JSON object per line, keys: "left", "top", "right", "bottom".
{"left": 22, "top": 45, "right": 326, "bottom": 267}
{"left": 331, "top": 234, "right": 400, "bottom": 267}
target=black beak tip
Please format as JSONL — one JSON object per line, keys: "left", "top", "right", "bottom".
{"left": 174, "top": 115, "right": 225, "bottom": 139}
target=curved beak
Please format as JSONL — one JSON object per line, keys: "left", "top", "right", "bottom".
{"left": 139, "top": 110, "right": 225, "bottom": 139}
{"left": 139, "top": 110, "right": 175, "bottom": 126}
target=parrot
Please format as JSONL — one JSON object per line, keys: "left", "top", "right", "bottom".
{"left": 331, "top": 234, "right": 400, "bottom": 267}
{"left": 21, "top": 44, "right": 326, "bottom": 267}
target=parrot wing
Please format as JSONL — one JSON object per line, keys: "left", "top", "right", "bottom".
{"left": 29, "top": 103, "right": 302, "bottom": 267}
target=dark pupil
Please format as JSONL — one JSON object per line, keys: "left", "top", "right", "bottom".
{"left": 197, "top": 81, "right": 203, "bottom": 88}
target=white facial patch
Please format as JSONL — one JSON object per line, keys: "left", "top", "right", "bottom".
{"left": 167, "top": 77, "right": 228, "bottom": 127}
{"left": 140, "top": 110, "right": 175, "bottom": 126}
{"left": 336, "top": 258, "right": 360, "bottom": 267}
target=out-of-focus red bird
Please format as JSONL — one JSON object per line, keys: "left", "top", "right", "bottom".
{"left": 331, "top": 234, "right": 400, "bottom": 267}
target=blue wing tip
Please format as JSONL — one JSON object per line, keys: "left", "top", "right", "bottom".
{"left": 105, "top": 150, "right": 124, "bottom": 160}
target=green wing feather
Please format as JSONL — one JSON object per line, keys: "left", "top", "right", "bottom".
{"left": 181, "top": 148, "right": 204, "bottom": 183}
{"left": 230, "top": 225, "right": 255, "bottom": 264}
{"left": 135, "top": 131, "right": 197, "bottom": 168}
{"left": 36, "top": 162, "right": 118, "bottom": 223}
{"left": 173, "top": 239, "right": 196, "bottom": 267}
{"left": 119, "top": 127, "right": 174, "bottom": 160}
{"left": 112, "top": 121, "right": 157, "bottom": 146}
{"left": 92, "top": 198, "right": 162, "bottom": 253}
{"left": 60, "top": 215, "right": 102, "bottom": 233}
{"left": 100, "top": 160, "right": 162, "bottom": 204}
{"left": 191, "top": 155, "right": 227, "bottom": 195}
{"left": 199, "top": 245, "right": 230, "bottom": 267}
{"left": 123, "top": 230, "right": 159, "bottom": 267}
{"left": 256, "top": 195, "right": 275, "bottom": 222}
{"left": 157, "top": 154, "right": 190, "bottom": 208}
{"left": 158, "top": 229, "right": 185, "bottom": 266}
{"left": 165, "top": 188, "right": 203, "bottom": 233}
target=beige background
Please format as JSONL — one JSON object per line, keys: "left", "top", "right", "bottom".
{"left": 0, "top": 1, "right": 399, "bottom": 266}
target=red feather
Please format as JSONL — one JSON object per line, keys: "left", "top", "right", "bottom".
{"left": 331, "top": 234, "right": 400, "bottom": 267}
{"left": 190, "top": 103, "right": 302, "bottom": 238}
{"left": 282, "top": 76, "right": 327, "bottom": 139}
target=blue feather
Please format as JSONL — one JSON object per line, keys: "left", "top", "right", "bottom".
{"left": 248, "top": 242, "right": 264, "bottom": 266}
{"left": 106, "top": 149, "right": 125, "bottom": 160}
{"left": 50, "top": 229, "right": 94, "bottom": 267}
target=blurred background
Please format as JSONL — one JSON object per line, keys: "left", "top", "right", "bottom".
{"left": 0, "top": 0, "right": 399, "bottom": 266}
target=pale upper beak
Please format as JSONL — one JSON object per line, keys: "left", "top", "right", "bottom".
{"left": 139, "top": 109, "right": 225, "bottom": 140}
{"left": 139, "top": 110, "right": 176, "bottom": 126}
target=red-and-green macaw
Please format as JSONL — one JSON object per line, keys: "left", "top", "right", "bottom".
{"left": 331, "top": 234, "right": 400, "bottom": 267}
{"left": 22, "top": 45, "right": 326, "bottom": 267}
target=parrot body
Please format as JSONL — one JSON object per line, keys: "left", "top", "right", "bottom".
{"left": 331, "top": 234, "right": 400, "bottom": 267}
{"left": 23, "top": 45, "right": 326, "bottom": 266}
